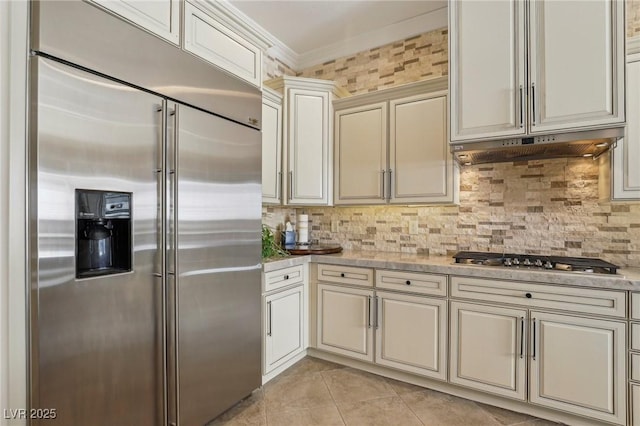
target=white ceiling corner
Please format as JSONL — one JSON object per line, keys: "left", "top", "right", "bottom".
{"left": 226, "top": 0, "right": 448, "bottom": 71}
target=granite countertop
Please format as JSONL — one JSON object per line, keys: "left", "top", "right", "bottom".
{"left": 264, "top": 250, "right": 640, "bottom": 290}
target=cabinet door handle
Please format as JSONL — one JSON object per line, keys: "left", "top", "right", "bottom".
{"left": 519, "top": 85, "right": 524, "bottom": 128}
{"left": 267, "top": 301, "right": 272, "bottom": 336}
{"left": 277, "top": 171, "right": 282, "bottom": 200}
{"left": 367, "top": 296, "right": 372, "bottom": 329}
{"left": 532, "top": 317, "right": 537, "bottom": 360}
{"left": 387, "top": 169, "right": 392, "bottom": 201}
{"left": 381, "top": 170, "right": 386, "bottom": 199}
{"left": 531, "top": 83, "right": 536, "bottom": 126}
{"left": 288, "top": 171, "right": 293, "bottom": 201}
{"left": 519, "top": 317, "right": 525, "bottom": 359}
{"left": 375, "top": 296, "right": 379, "bottom": 329}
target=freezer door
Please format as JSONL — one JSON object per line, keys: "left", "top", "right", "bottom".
{"left": 31, "top": 57, "right": 165, "bottom": 425}
{"left": 171, "top": 103, "right": 262, "bottom": 425}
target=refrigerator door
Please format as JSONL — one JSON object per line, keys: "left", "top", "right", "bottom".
{"left": 171, "top": 103, "right": 261, "bottom": 425}
{"left": 31, "top": 57, "right": 165, "bottom": 425}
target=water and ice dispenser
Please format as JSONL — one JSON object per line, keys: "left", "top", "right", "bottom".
{"left": 76, "top": 189, "right": 132, "bottom": 278}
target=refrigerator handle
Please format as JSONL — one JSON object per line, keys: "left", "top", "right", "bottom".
{"left": 166, "top": 104, "right": 179, "bottom": 426}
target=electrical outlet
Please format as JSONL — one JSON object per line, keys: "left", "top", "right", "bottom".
{"left": 331, "top": 220, "right": 339, "bottom": 233}
{"left": 409, "top": 221, "right": 418, "bottom": 235}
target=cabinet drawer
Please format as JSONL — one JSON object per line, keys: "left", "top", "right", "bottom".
{"left": 632, "top": 293, "right": 640, "bottom": 320}
{"left": 263, "top": 265, "right": 304, "bottom": 292}
{"left": 375, "top": 269, "right": 447, "bottom": 297}
{"left": 632, "top": 324, "right": 640, "bottom": 351}
{"left": 450, "top": 276, "right": 626, "bottom": 318}
{"left": 317, "top": 264, "right": 373, "bottom": 287}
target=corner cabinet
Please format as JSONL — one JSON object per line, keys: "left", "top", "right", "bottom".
{"left": 449, "top": 0, "right": 625, "bottom": 142}
{"left": 262, "top": 88, "right": 283, "bottom": 204}
{"left": 88, "top": 0, "right": 180, "bottom": 44}
{"left": 265, "top": 77, "right": 349, "bottom": 206}
{"left": 334, "top": 79, "right": 458, "bottom": 205}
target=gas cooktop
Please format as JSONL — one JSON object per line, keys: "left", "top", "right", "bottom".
{"left": 453, "top": 251, "right": 619, "bottom": 275}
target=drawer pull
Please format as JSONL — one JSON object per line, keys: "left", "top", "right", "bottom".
{"left": 405, "top": 280, "right": 411, "bottom": 285}
{"left": 340, "top": 273, "right": 345, "bottom": 278}
{"left": 525, "top": 293, "right": 532, "bottom": 299}
{"left": 284, "top": 275, "right": 289, "bottom": 280}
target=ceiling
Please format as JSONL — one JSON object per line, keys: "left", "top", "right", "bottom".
{"left": 228, "top": 0, "right": 448, "bottom": 69}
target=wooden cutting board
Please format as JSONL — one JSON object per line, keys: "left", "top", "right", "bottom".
{"left": 285, "top": 245, "right": 343, "bottom": 255}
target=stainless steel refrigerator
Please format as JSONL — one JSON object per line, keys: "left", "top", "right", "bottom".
{"left": 29, "top": 2, "right": 262, "bottom": 425}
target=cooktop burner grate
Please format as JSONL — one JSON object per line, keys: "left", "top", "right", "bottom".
{"left": 453, "top": 251, "right": 619, "bottom": 275}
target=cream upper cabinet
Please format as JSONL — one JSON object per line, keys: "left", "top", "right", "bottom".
{"left": 375, "top": 291, "right": 447, "bottom": 380}
{"left": 89, "top": 0, "right": 180, "bottom": 44}
{"left": 450, "top": 301, "right": 527, "bottom": 401}
{"left": 266, "top": 77, "right": 347, "bottom": 206}
{"left": 262, "top": 88, "right": 283, "bottom": 204}
{"left": 612, "top": 56, "right": 640, "bottom": 200}
{"left": 529, "top": 311, "right": 626, "bottom": 425}
{"left": 334, "top": 79, "right": 457, "bottom": 205}
{"left": 449, "top": 0, "right": 624, "bottom": 142}
{"left": 390, "top": 93, "right": 455, "bottom": 203}
{"left": 528, "top": 0, "right": 624, "bottom": 133}
{"left": 335, "top": 103, "right": 387, "bottom": 203}
{"left": 183, "top": 1, "right": 262, "bottom": 87}
{"left": 316, "top": 283, "right": 374, "bottom": 362}
{"left": 449, "top": 0, "right": 526, "bottom": 141}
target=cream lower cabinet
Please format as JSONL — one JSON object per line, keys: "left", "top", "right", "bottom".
{"left": 450, "top": 301, "right": 527, "bottom": 400}
{"left": 529, "top": 311, "right": 626, "bottom": 425}
{"left": 264, "top": 285, "right": 304, "bottom": 373}
{"left": 450, "top": 276, "right": 626, "bottom": 425}
{"left": 375, "top": 291, "right": 447, "bottom": 380}
{"left": 316, "top": 283, "right": 374, "bottom": 362}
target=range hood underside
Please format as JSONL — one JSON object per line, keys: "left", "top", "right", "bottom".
{"left": 450, "top": 128, "right": 624, "bottom": 165}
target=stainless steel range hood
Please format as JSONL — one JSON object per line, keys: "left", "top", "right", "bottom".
{"left": 450, "top": 127, "right": 624, "bottom": 165}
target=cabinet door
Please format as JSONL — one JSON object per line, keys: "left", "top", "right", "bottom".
{"left": 632, "top": 384, "right": 640, "bottom": 426}
{"left": 529, "top": 0, "right": 624, "bottom": 133}
{"left": 264, "top": 286, "right": 304, "bottom": 374}
{"left": 529, "top": 311, "right": 626, "bottom": 425}
{"left": 450, "top": 302, "right": 527, "bottom": 401}
{"left": 183, "top": 2, "right": 262, "bottom": 87}
{"left": 262, "top": 92, "right": 283, "bottom": 204}
{"left": 285, "top": 88, "right": 331, "bottom": 205}
{"left": 317, "top": 284, "right": 373, "bottom": 362}
{"left": 334, "top": 103, "right": 387, "bottom": 204}
{"left": 90, "top": 0, "right": 179, "bottom": 44}
{"left": 390, "top": 94, "right": 455, "bottom": 204}
{"left": 612, "top": 59, "right": 640, "bottom": 200}
{"left": 449, "top": 0, "right": 526, "bottom": 141}
{"left": 375, "top": 291, "right": 446, "bottom": 380}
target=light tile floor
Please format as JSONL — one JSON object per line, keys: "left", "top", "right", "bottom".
{"left": 209, "top": 357, "right": 562, "bottom": 426}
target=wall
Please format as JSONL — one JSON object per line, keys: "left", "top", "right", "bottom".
{"left": 262, "top": 7, "right": 640, "bottom": 268}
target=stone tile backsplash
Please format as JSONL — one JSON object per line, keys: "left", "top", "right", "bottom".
{"left": 261, "top": 8, "right": 640, "bottom": 268}
{"left": 263, "top": 158, "right": 640, "bottom": 268}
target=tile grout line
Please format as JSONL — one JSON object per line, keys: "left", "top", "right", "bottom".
{"left": 319, "top": 369, "right": 348, "bottom": 426}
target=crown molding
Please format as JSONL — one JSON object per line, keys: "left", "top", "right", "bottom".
{"left": 198, "top": 0, "right": 274, "bottom": 51}
{"left": 296, "top": 7, "right": 448, "bottom": 70}
{"left": 266, "top": 41, "right": 299, "bottom": 72}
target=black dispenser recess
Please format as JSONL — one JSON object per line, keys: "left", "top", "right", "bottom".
{"left": 76, "top": 189, "right": 132, "bottom": 278}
